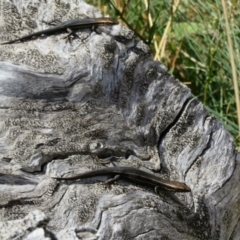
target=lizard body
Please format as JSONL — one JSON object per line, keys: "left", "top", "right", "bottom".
{"left": 53, "top": 166, "right": 191, "bottom": 192}
{"left": 1, "top": 17, "right": 118, "bottom": 44}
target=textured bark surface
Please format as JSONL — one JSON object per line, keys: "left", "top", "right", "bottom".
{"left": 0, "top": 0, "right": 239, "bottom": 239}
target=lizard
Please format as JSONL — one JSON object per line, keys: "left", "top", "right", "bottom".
{"left": 52, "top": 166, "right": 191, "bottom": 193}
{"left": 0, "top": 17, "right": 118, "bottom": 45}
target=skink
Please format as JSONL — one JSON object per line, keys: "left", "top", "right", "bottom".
{"left": 1, "top": 17, "right": 118, "bottom": 44}
{"left": 53, "top": 166, "right": 191, "bottom": 192}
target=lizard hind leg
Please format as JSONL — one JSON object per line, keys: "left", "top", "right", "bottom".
{"left": 102, "top": 174, "right": 120, "bottom": 190}
{"left": 104, "top": 174, "right": 120, "bottom": 185}
{"left": 64, "top": 28, "right": 80, "bottom": 43}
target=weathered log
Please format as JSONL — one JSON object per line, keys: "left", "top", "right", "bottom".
{"left": 0, "top": 0, "right": 239, "bottom": 239}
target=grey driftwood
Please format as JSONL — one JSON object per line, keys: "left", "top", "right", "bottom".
{"left": 0, "top": 0, "right": 239, "bottom": 239}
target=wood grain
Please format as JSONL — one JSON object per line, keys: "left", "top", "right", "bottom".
{"left": 0, "top": 0, "right": 238, "bottom": 239}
